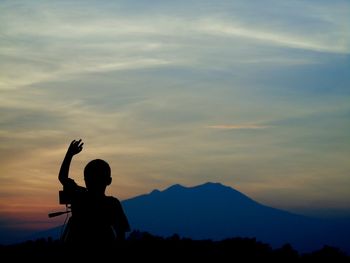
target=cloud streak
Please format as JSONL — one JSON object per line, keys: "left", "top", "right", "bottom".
{"left": 1, "top": 0, "right": 349, "bottom": 91}
{"left": 197, "top": 19, "right": 349, "bottom": 54}
{"left": 207, "top": 124, "right": 269, "bottom": 130}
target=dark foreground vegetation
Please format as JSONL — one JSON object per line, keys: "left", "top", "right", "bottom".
{"left": 1, "top": 231, "right": 349, "bottom": 262}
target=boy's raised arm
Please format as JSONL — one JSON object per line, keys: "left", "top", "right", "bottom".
{"left": 58, "top": 139, "right": 84, "bottom": 185}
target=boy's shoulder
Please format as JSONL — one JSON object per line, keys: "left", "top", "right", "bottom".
{"left": 105, "top": 195, "right": 122, "bottom": 206}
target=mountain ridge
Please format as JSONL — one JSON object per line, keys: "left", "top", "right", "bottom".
{"left": 122, "top": 181, "right": 350, "bottom": 253}
{"left": 14, "top": 182, "right": 350, "bottom": 254}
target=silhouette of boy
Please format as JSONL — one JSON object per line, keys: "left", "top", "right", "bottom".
{"left": 58, "top": 139, "right": 130, "bottom": 247}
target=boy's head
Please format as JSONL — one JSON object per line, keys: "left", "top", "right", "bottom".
{"left": 84, "top": 159, "right": 112, "bottom": 192}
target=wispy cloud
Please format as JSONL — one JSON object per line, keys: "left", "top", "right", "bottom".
{"left": 1, "top": 0, "right": 349, "bottom": 90}
{"left": 197, "top": 19, "right": 349, "bottom": 54}
{"left": 207, "top": 124, "right": 269, "bottom": 130}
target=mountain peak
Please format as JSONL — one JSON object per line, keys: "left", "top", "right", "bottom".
{"left": 195, "top": 181, "right": 227, "bottom": 189}
{"left": 163, "top": 182, "right": 231, "bottom": 193}
{"left": 165, "top": 183, "right": 185, "bottom": 191}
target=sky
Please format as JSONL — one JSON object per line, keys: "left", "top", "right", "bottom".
{"left": 0, "top": 0, "right": 350, "bottom": 244}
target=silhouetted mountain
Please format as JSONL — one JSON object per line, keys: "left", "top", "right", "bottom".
{"left": 20, "top": 182, "right": 350, "bottom": 255}
{"left": 122, "top": 182, "right": 350, "bottom": 253}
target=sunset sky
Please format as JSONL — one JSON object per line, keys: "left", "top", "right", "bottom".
{"left": 1, "top": 0, "right": 349, "bottom": 244}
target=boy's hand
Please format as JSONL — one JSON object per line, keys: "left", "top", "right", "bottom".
{"left": 67, "top": 139, "right": 84, "bottom": 156}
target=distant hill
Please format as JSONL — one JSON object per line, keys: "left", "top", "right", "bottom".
{"left": 21, "top": 182, "right": 350, "bottom": 254}
{"left": 122, "top": 182, "right": 350, "bottom": 253}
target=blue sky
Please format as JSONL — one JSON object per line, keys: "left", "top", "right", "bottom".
{"left": 0, "top": 0, "right": 350, "bottom": 242}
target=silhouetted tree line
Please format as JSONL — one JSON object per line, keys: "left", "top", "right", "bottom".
{"left": 1, "top": 231, "right": 349, "bottom": 262}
